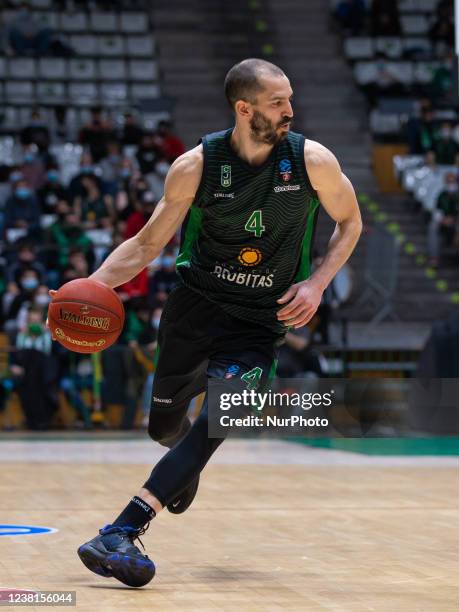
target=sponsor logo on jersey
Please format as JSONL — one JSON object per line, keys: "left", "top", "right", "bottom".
{"left": 279, "top": 158, "right": 292, "bottom": 182}
{"left": 152, "top": 396, "right": 173, "bottom": 404}
{"left": 221, "top": 164, "right": 232, "bottom": 187}
{"left": 224, "top": 364, "right": 240, "bottom": 379}
{"left": 214, "top": 192, "right": 235, "bottom": 199}
{"left": 238, "top": 247, "right": 262, "bottom": 267}
{"left": 213, "top": 264, "right": 274, "bottom": 288}
{"left": 59, "top": 309, "right": 110, "bottom": 330}
{"left": 274, "top": 184, "right": 300, "bottom": 193}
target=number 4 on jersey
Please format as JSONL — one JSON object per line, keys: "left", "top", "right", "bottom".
{"left": 244, "top": 210, "right": 265, "bottom": 237}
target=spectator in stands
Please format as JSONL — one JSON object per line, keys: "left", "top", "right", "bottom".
{"left": 121, "top": 297, "right": 156, "bottom": 346}
{"left": 75, "top": 174, "right": 114, "bottom": 229}
{"left": 4, "top": 178, "right": 40, "bottom": 238}
{"left": 20, "top": 109, "right": 50, "bottom": 153}
{"left": 2, "top": 268, "right": 41, "bottom": 337}
{"left": 136, "top": 132, "right": 161, "bottom": 175}
{"left": 434, "top": 121, "right": 459, "bottom": 165}
{"left": 79, "top": 106, "right": 116, "bottom": 162}
{"left": 276, "top": 329, "right": 324, "bottom": 378}
{"left": 123, "top": 189, "right": 156, "bottom": 240}
{"left": 49, "top": 207, "right": 94, "bottom": 270}
{"left": 37, "top": 167, "right": 68, "bottom": 214}
{"left": 148, "top": 157, "right": 170, "bottom": 201}
{"left": 370, "top": 0, "right": 400, "bottom": 37}
{"left": 429, "top": 3, "right": 454, "bottom": 50}
{"left": 100, "top": 140, "right": 122, "bottom": 186}
{"left": 67, "top": 248, "right": 90, "bottom": 279}
{"left": 20, "top": 144, "right": 46, "bottom": 190}
{"left": 6, "top": 241, "right": 46, "bottom": 285}
{"left": 10, "top": 307, "right": 57, "bottom": 430}
{"left": 428, "top": 171, "right": 459, "bottom": 266}
{"left": 431, "top": 51, "right": 455, "bottom": 101}
{"left": 68, "top": 151, "right": 100, "bottom": 201}
{"left": 333, "top": 0, "right": 367, "bottom": 36}
{"left": 148, "top": 249, "right": 178, "bottom": 307}
{"left": 156, "top": 121, "right": 186, "bottom": 164}
{"left": 7, "top": 2, "right": 54, "bottom": 56}
{"left": 406, "top": 103, "right": 437, "bottom": 155}
{"left": 121, "top": 112, "right": 144, "bottom": 147}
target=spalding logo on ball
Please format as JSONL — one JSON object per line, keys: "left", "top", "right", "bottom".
{"left": 48, "top": 278, "right": 125, "bottom": 354}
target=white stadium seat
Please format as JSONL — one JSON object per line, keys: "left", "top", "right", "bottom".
{"left": 120, "top": 12, "right": 148, "bottom": 33}
{"left": 353, "top": 62, "right": 379, "bottom": 85}
{"left": 38, "top": 58, "right": 66, "bottom": 79}
{"left": 68, "top": 82, "right": 99, "bottom": 105}
{"left": 126, "top": 35, "right": 155, "bottom": 57}
{"left": 398, "top": 0, "right": 418, "bottom": 11}
{"left": 131, "top": 83, "right": 161, "bottom": 99}
{"left": 69, "top": 59, "right": 97, "bottom": 80}
{"left": 8, "top": 58, "right": 36, "bottom": 79}
{"left": 99, "top": 60, "right": 127, "bottom": 80}
{"left": 375, "top": 37, "right": 403, "bottom": 59}
{"left": 413, "top": 61, "right": 440, "bottom": 83}
{"left": 61, "top": 13, "right": 88, "bottom": 32}
{"left": 416, "top": 0, "right": 438, "bottom": 10}
{"left": 5, "top": 81, "right": 34, "bottom": 103}
{"left": 387, "top": 62, "right": 414, "bottom": 84}
{"left": 30, "top": 0, "right": 52, "bottom": 8}
{"left": 100, "top": 83, "right": 128, "bottom": 104}
{"left": 401, "top": 15, "right": 430, "bottom": 35}
{"left": 128, "top": 60, "right": 158, "bottom": 81}
{"left": 70, "top": 35, "right": 98, "bottom": 56}
{"left": 99, "top": 36, "right": 125, "bottom": 56}
{"left": 33, "top": 11, "right": 58, "bottom": 28}
{"left": 403, "top": 37, "right": 432, "bottom": 54}
{"left": 36, "top": 82, "right": 66, "bottom": 103}
{"left": 90, "top": 12, "right": 118, "bottom": 32}
{"left": 344, "top": 37, "right": 373, "bottom": 60}
{"left": 2, "top": 108, "right": 19, "bottom": 130}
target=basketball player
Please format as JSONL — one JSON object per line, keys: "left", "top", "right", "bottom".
{"left": 72, "top": 59, "right": 362, "bottom": 586}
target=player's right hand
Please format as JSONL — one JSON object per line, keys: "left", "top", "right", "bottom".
{"left": 47, "top": 289, "right": 57, "bottom": 340}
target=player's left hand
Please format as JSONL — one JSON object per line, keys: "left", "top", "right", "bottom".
{"left": 276, "top": 280, "right": 323, "bottom": 329}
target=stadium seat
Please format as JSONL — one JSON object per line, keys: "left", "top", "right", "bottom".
{"left": 128, "top": 60, "right": 158, "bottom": 81}
{"left": 413, "top": 61, "right": 440, "bottom": 83}
{"left": 69, "top": 59, "right": 97, "bottom": 81}
{"left": 99, "top": 36, "right": 125, "bottom": 57}
{"left": 99, "top": 60, "right": 127, "bottom": 81}
{"left": 131, "top": 84, "right": 161, "bottom": 100}
{"left": 369, "top": 109, "right": 401, "bottom": 135}
{"left": 353, "top": 62, "right": 379, "bottom": 85}
{"left": 0, "top": 58, "right": 5, "bottom": 78}
{"left": 375, "top": 37, "right": 403, "bottom": 59}
{"left": 37, "top": 82, "right": 66, "bottom": 103}
{"left": 30, "top": 0, "right": 52, "bottom": 7}
{"left": 38, "top": 58, "right": 67, "bottom": 80}
{"left": 5, "top": 81, "right": 34, "bottom": 103}
{"left": 344, "top": 37, "right": 373, "bottom": 60}
{"left": 60, "top": 12, "right": 88, "bottom": 32}
{"left": 1, "top": 108, "right": 19, "bottom": 130}
{"left": 120, "top": 12, "right": 148, "bottom": 33}
{"left": 100, "top": 83, "right": 128, "bottom": 105}
{"left": 70, "top": 35, "right": 98, "bottom": 56}
{"left": 90, "top": 12, "right": 118, "bottom": 32}
{"left": 126, "top": 35, "right": 155, "bottom": 57}
{"left": 387, "top": 62, "right": 414, "bottom": 84}
{"left": 8, "top": 58, "right": 36, "bottom": 79}
{"left": 398, "top": 0, "right": 418, "bottom": 11}
{"left": 33, "top": 10, "right": 59, "bottom": 28}
{"left": 401, "top": 15, "right": 430, "bottom": 35}
{"left": 68, "top": 83, "right": 99, "bottom": 105}
{"left": 416, "top": 0, "right": 439, "bottom": 10}
{"left": 403, "top": 37, "right": 433, "bottom": 55}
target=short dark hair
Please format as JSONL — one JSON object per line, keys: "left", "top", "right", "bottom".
{"left": 224, "top": 58, "right": 285, "bottom": 109}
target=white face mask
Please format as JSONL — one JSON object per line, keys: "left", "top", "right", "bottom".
{"left": 447, "top": 184, "right": 457, "bottom": 193}
{"left": 155, "top": 162, "right": 170, "bottom": 178}
{"left": 34, "top": 294, "right": 51, "bottom": 307}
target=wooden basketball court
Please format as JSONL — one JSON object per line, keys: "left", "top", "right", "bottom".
{"left": 1, "top": 437, "right": 459, "bottom": 611}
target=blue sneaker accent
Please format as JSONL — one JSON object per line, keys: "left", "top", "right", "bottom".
{"left": 77, "top": 524, "right": 155, "bottom": 587}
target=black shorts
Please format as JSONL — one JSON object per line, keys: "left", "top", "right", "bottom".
{"left": 151, "top": 285, "right": 284, "bottom": 411}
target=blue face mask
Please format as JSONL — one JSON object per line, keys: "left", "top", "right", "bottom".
{"left": 16, "top": 187, "right": 32, "bottom": 199}
{"left": 24, "top": 153, "right": 35, "bottom": 163}
{"left": 80, "top": 166, "right": 94, "bottom": 174}
{"left": 47, "top": 171, "right": 59, "bottom": 182}
{"left": 162, "top": 256, "right": 175, "bottom": 268}
{"left": 10, "top": 172, "right": 23, "bottom": 183}
{"left": 21, "top": 277, "right": 39, "bottom": 291}
{"left": 121, "top": 168, "right": 131, "bottom": 178}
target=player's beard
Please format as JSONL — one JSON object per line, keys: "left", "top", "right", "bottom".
{"left": 249, "top": 110, "right": 293, "bottom": 146}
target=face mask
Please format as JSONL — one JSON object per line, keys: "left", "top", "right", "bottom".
{"left": 156, "top": 162, "right": 170, "bottom": 178}
{"left": 109, "top": 154, "right": 120, "bottom": 163}
{"left": 151, "top": 318, "right": 161, "bottom": 330}
{"left": 80, "top": 166, "right": 94, "bottom": 174}
{"left": 28, "top": 323, "right": 43, "bottom": 336}
{"left": 162, "top": 256, "right": 175, "bottom": 268}
{"left": 21, "top": 278, "right": 39, "bottom": 291}
{"left": 10, "top": 171, "right": 23, "bottom": 183}
{"left": 34, "top": 294, "right": 51, "bottom": 307}
{"left": 47, "top": 171, "right": 59, "bottom": 182}
{"left": 142, "top": 191, "right": 155, "bottom": 203}
{"left": 447, "top": 184, "right": 457, "bottom": 193}
{"left": 16, "top": 187, "right": 32, "bottom": 199}
{"left": 121, "top": 168, "right": 131, "bottom": 178}
{"left": 24, "top": 153, "right": 35, "bottom": 163}
{"left": 441, "top": 129, "right": 452, "bottom": 139}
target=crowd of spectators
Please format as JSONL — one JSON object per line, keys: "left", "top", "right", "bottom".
{"left": 0, "top": 105, "right": 185, "bottom": 429}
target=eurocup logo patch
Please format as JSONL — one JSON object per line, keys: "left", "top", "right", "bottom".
{"left": 279, "top": 158, "right": 292, "bottom": 182}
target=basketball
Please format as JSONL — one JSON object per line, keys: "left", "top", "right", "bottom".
{"left": 48, "top": 278, "right": 125, "bottom": 354}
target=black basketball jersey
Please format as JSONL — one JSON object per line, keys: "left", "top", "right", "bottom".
{"left": 176, "top": 128, "right": 320, "bottom": 333}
